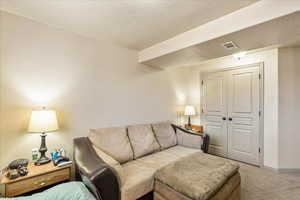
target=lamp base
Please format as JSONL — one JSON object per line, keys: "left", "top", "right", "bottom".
{"left": 187, "top": 116, "right": 192, "bottom": 129}
{"left": 34, "top": 132, "right": 51, "bottom": 166}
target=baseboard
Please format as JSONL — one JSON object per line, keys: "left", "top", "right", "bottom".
{"left": 262, "top": 166, "right": 279, "bottom": 172}
{"left": 263, "top": 166, "right": 300, "bottom": 173}
{"left": 278, "top": 168, "right": 300, "bottom": 173}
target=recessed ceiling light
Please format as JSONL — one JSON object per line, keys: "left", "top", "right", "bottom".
{"left": 233, "top": 51, "right": 247, "bottom": 59}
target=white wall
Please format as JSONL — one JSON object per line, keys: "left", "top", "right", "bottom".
{"left": 278, "top": 48, "right": 300, "bottom": 169}
{"left": 187, "top": 49, "right": 279, "bottom": 169}
{"left": 0, "top": 10, "right": 3, "bottom": 172}
{"left": 0, "top": 11, "right": 190, "bottom": 168}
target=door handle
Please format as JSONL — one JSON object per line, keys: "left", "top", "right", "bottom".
{"left": 228, "top": 117, "right": 233, "bottom": 121}
{"left": 222, "top": 117, "right": 226, "bottom": 120}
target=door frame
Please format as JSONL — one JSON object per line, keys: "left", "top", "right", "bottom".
{"left": 200, "top": 62, "right": 264, "bottom": 167}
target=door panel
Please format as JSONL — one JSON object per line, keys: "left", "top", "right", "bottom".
{"left": 206, "top": 121, "right": 227, "bottom": 156}
{"left": 205, "top": 79, "right": 223, "bottom": 112}
{"left": 233, "top": 73, "right": 252, "bottom": 113}
{"left": 202, "top": 72, "right": 228, "bottom": 157}
{"left": 227, "top": 67, "right": 260, "bottom": 165}
{"left": 231, "top": 125, "right": 253, "bottom": 154}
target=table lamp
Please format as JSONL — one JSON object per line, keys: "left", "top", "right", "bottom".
{"left": 184, "top": 105, "right": 196, "bottom": 128}
{"left": 28, "top": 108, "right": 59, "bottom": 165}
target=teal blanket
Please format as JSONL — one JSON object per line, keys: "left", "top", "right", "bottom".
{"left": 1, "top": 182, "right": 96, "bottom": 200}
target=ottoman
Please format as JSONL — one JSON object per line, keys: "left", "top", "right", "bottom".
{"left": 154, "top": 152, "right": 241, "bottom": 200}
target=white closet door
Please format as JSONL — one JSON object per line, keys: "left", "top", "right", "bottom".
{"left": 202, "top": 72, "right": 228, "bottom": 157}
{"left": 227, "top": 67, "right": 260, "bottom": 165}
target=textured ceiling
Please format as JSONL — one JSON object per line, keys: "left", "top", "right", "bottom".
{"left": 0, "top": 0, "right": 259, "bottom": 50}
{"left": 145, "top": 11, "right": 300, "bottom": 68}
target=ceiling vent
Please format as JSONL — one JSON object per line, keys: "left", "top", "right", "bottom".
{"left": 222, "top": 41, "right": 238, "bottom": 50}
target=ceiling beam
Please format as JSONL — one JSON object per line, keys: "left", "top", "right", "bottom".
{"left": 139, "top": 0, "right": 300, "bottom": 63}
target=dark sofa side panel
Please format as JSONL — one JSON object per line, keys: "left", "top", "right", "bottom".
{"left": 74, "top": 137, "right": 121, "bottom": 200}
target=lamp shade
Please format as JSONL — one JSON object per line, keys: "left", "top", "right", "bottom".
{"left": 184, "top": 105, "right": 196, "bottom": 116}
{"left": 28, "top": 109, "right": 59, "bottom": 133}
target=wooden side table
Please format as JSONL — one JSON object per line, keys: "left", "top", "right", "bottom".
{"left": 0, "top": 161, "right": 72, "bottom": 197}
{"left": 184, "top": 124, "right": 204, "bottom": 133}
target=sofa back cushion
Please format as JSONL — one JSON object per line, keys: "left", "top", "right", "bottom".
{"left": 152, "top": 122, "right": 177, "bottom": 150}
{"left": 127, "top": 124, "right": 160, "bottom": 159}
{"left": 89, "top": 126, "right": 133, "bottom": 164}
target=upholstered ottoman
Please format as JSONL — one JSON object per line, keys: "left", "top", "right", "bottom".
{"left": 154, "top": 152, "right": 241, "bottom": 200}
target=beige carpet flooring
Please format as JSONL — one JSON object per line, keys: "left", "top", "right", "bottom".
{"left": 238, "top": 162, "right": 300, "bottom": 200}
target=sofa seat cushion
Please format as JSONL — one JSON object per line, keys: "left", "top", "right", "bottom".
{"left": 127, "top": 124, "right": 160, "bottom": 159}
{"left": 207, "top": 172, "right": 241, "bottom": 200}
{"left": 89, "top": 126, "right": 133, "bottom": 163}
{"left": 138, "top": 146, "right": 201, "bottom": 169}
{"left": 154, "top": 172, "right": 241, "bottom": 200}
{"left": 121, "top": 160, "right": 157, "bottom": 200}
{"left": 152, "top": 122, "right": 177, "bottom": 150}
{"left": 155, "top": 152, "right": 239, "bottom": 200}
{"left": 120, "top": 146, "right": 201, "bottom": 200}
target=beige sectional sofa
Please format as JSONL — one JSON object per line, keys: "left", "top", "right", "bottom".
{"left": 74, "top": 122, "right": 241, "bottom": 200}
{"left": 88, "top": 122, "right": 206, "bottom": 200}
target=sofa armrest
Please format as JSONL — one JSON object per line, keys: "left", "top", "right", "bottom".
{"left": 172, "top": 124, "right": 210, "bottom": 153}
{"left": 74, "top": 137, "right": 121, "bottom": 200}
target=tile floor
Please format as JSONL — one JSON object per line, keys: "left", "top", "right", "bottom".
{"left": 239, "top": 162, "right": 300, "bottom": 200}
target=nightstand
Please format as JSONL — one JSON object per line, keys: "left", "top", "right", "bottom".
{"left": 0, "top": 161, "right": 72, "bottom": 197}
{"left": 184, "top": 124, "right": 204, "bottom": 134}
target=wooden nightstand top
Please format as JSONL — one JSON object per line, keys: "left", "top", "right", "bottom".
{"left": 184, "top": 124, "right": 204, "bottom": 133}
{"left": 1, "top": 161, "right": 72, "bottom": 184}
